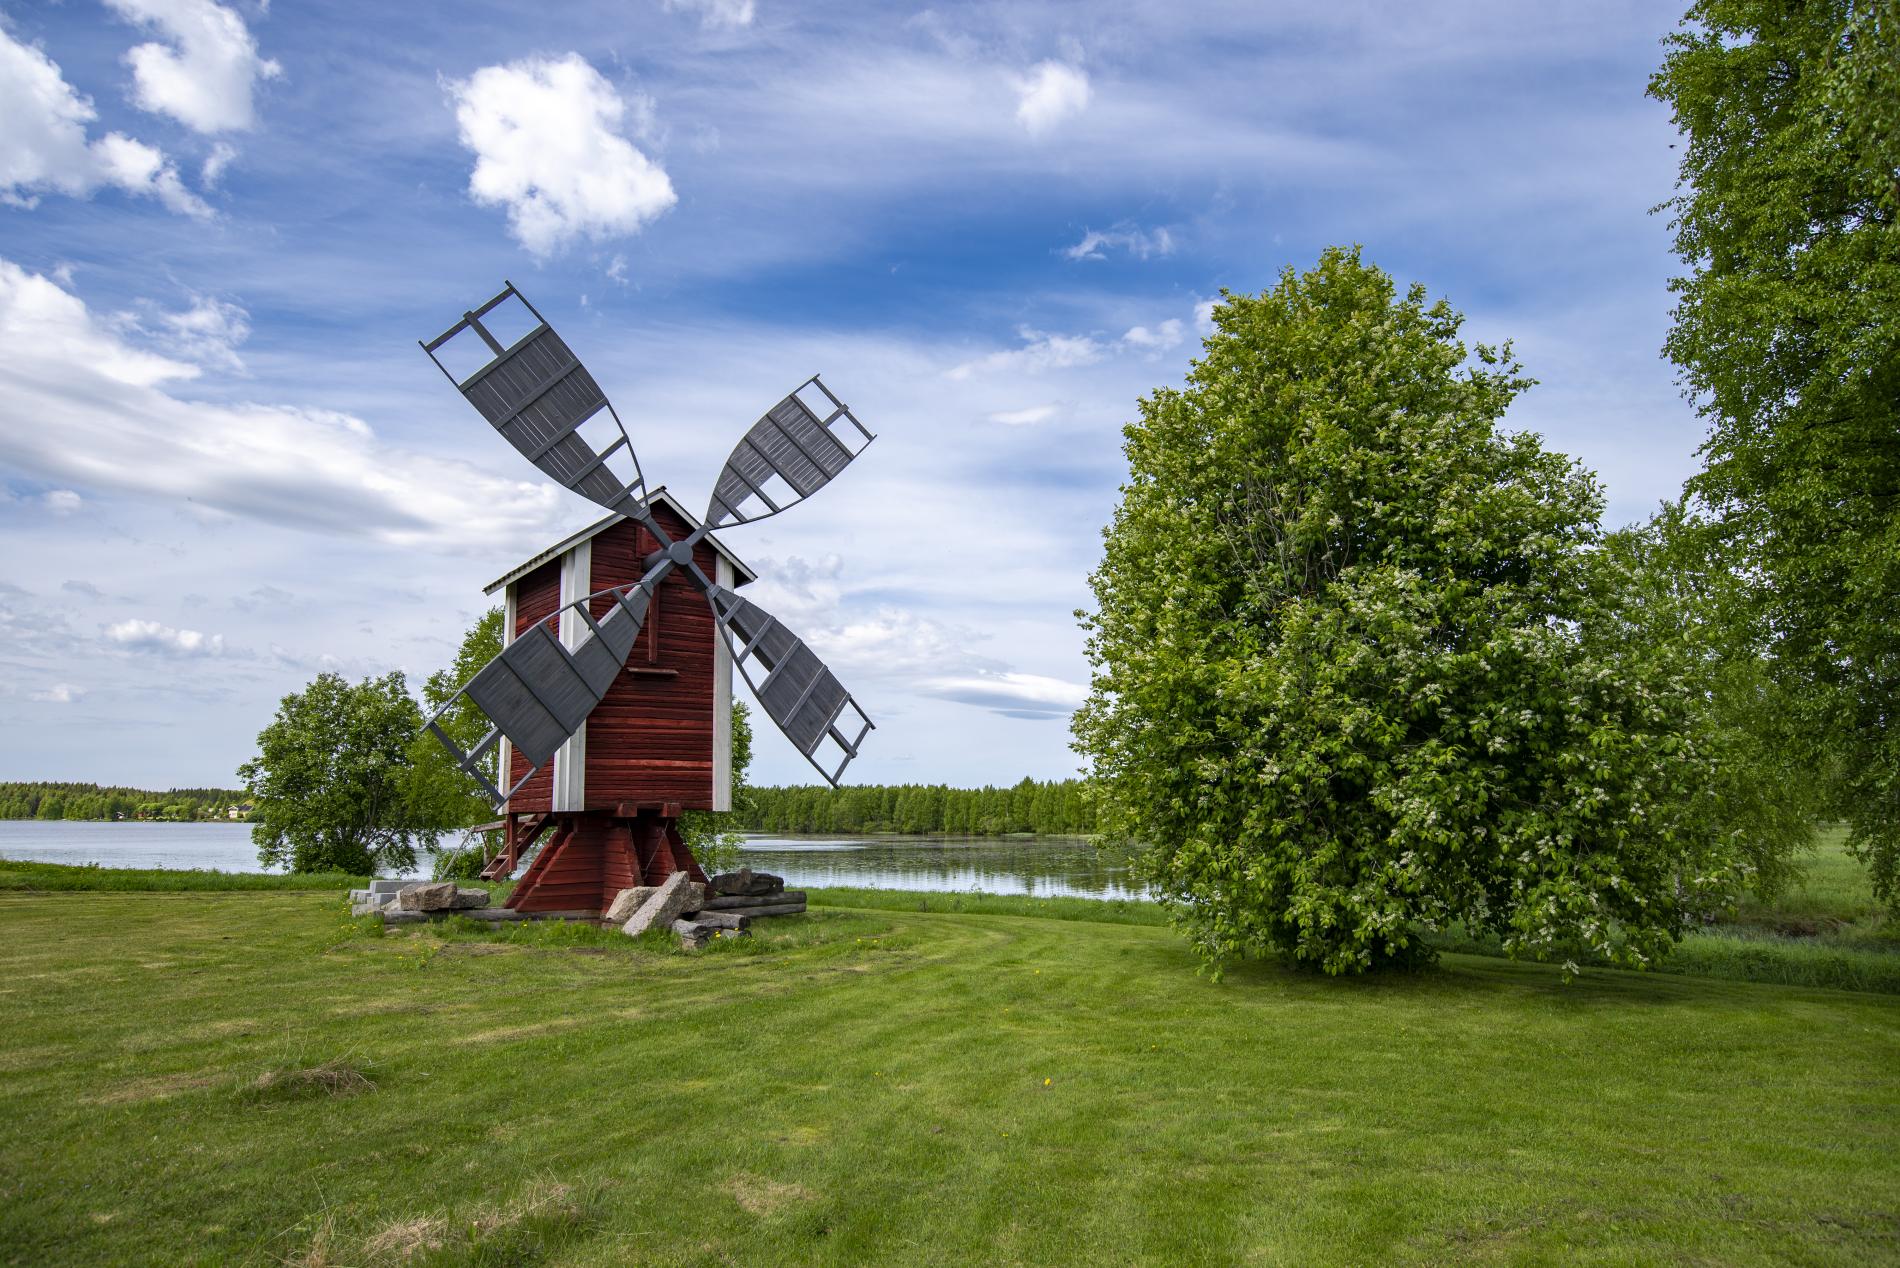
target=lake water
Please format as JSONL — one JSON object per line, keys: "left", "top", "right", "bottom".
{"left": 0, "top": 820, "right": 1148, "bottom": 900}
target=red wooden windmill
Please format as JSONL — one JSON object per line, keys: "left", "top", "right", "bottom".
{"left": 419, "top": 284, "right": 876, "bottom": 915}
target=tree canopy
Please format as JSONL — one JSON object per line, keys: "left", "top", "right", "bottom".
{"left": 1650, "top": 0, "right": 1900, "bottom": 908}
{"left": 240, "top": 671, "right": 452, "bottom": 874}
{"left": 1075, "top": 247, "right": 1747, "bottom": 975}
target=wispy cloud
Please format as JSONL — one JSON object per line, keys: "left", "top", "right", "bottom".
{"left": 988, "top": 404, "right": 1060, "bottom": 426}
{"left": 1063, "top": 223, "right": 1175, "bottom": 261}
{"left": 0, "top": 259, "right": 566, "bottom": 551}
{"left": 920, "top": 671, "right": 1087, "bottom": 720}
{"left": 664, "top": 0, "right": 756, "bottom": 29}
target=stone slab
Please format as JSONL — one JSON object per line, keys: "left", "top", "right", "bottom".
{"left": 622, "top": 872, "right": 696, "bottom": 938}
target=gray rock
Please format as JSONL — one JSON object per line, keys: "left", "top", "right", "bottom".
{"left": 621, "top": 871, "right": 697, "bottom": 937}
{"left": 450, "top": 887, "right": 490, "bottom": 910}
{"left": 368, "top": 879, "right": 409, "bottom": 899}
{"left": 710, "top": 868, "right": 783, "bottom": 898}
{"left": 398, "top": 881, "right": 456, "bottom": 912}
{"left": 604, "top": 885, "right": 659, "bottom": 923}
{"left": 672, "top": 918, "right": 747, "bottom": 949}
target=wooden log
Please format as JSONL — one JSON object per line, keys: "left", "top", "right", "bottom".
{"left": 732, "top": 900, "right": 806, "bottom": 920}
{"left": 700, "top": 891, "right": 807, "bottom": 911}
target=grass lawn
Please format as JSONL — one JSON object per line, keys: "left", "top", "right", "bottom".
{"left": 0, "top": 890, "right": 1896, "bottom": 1265}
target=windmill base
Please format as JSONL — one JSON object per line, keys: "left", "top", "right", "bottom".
{"left": 503, "top": 807, "right": 707, "bottom": 915}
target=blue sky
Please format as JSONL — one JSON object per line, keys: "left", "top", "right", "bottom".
{"left": 0, "top": 0, "right": 1700, "bottom": 790}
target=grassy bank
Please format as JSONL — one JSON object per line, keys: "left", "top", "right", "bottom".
{"left": 1, "top": 890, "right": 1896, "bottom": 1265}
{"left": 0, "top": 857, "right": 368, "bottom": 893}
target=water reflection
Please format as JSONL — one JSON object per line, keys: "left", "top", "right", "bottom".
{"left": 738, "top": 833, "right": 1149, "bottom": 900}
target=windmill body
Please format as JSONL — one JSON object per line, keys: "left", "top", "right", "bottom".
{"left": 419, "top": 283, "right": 876, "bottom": 916}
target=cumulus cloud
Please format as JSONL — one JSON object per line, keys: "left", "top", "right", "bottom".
{"left": 1194, "top": 298, "right": 1219, "bottom": 335}
{"left": 105, "top": 0, "right": 279, "bottom": 133}
{"left": 106, "top": 617, "right": 226, "bottom": 657}
{"left": 0, "top": 26, "right": 209, "bottom": 216}
{"left": 28, "top": 682, "right": 86, "bottom": 703}
{"left": 1014, "top": 60, "right": 1090, "bottom": 135}
{"left": 43, "top": 489, "right": 82, "bottom": 515}
{"left": 0, "top": 258, "right": 567, "bottom": 551}
{"left": 1063, "top": 224, "right": 1175, "bottom": 261}
{"left": 663, "top": 0, "right": 756, "bottom": 29}
{"left": 919, "top": 671, "right": 1087, "bottom": 720}
{"left": 448, "top": 53, "right": 677, "bottom": 258}
{"left": 987, "top": 404, "right": 1059, "bottom": 426}
{"left": 1121, "top": 318, "right": 1184, "bottom": 351}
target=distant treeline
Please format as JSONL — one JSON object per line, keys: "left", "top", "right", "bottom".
{"left": 735, "top": 778, "right": 1096, "bottom": 836}
{"left": 0, "top": 782, "right": 250, "bottom": 822}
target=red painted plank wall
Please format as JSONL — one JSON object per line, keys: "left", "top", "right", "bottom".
{"left": 505, "top": 559, "right": 562, "bottom": 810}
{"left": 584, "top": 504, "right": 719, "bottom": 810}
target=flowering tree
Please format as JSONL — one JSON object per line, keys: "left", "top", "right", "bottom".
{"left": 1074, "top": 248, "right": 1743, "bottom": 976}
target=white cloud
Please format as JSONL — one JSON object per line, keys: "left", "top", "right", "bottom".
{"left": 1014, "top": 60, "right": 1090, "bottom": 135}
{"left": 987, "top": 404, "right": 1059, "bottom": 426}
{"left": 0, "top": 26, "right": 209, "bottom": 217}
{"left": 44, "top": 489, "right": 82, "bottom": 515}
{"left": 948, "top": 327, "right": 1105, "bottom": 380}
{"left": 0, "top": 258, "right": 567, "bottom": 552}
{"left": 1121, "top": 318, "right": 1184, "bottom": 351}
{"left": 1063, "top": 224, "right": 1175, "bottom": 261}
{"left": 105, "top": 0, "right": 280, "bottom": 133}
{"left": 144, "top": 293, "right": 251, "bottom": 371}
{"left": 949, "top": 311, "right": 1191, "bottom": 380}
{"left": 28, "top": 682, "right": 85, "bottom": 703}
{"left": 200, "top": 140, "right": 236, "bottom": 187}
{"left": 105, "top": 617, "right": 226, "bottom": 657}
{"left": 448, "top": 53, "right": 678, "bottom": 258}
{"left": 919, "top": 671, "right": 1087, "bottom": 720}
{"left": 664, "top": 0, "right": 756, "bottom": 29}
{"left": 1194, "top": 299, "right": 1219, "bottom": 335}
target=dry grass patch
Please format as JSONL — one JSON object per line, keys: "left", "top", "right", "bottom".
{"left": 450, "top": 1017, "right": 583, "bottom": 1047}
{"left": 85, "top": 1071, "right": 217, "bottom": 1105}
{"left": 725, "top": 1173, "right": 817, "bottom": 1217}
{"left": 247, "top": 1057, "right": 375, "bottom": 1101}
{"left": 358, "top": 1214, "right": 449, "bottom": 1262}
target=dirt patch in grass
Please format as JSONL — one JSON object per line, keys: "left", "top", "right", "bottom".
{"left": 86, "top": 1071, "right": 218, "bottom": 1104}
{"left": 247, "top": 1058, "right": 375, "bottom": 1101}
{"left": 726, "top": 1173, "right": 817, "bottom": 1216}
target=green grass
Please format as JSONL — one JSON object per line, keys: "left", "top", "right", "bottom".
{"left": 0, "top": 890, "right": 1896, "bottom": 1265}
{"left": 807, "top": 886, "right": 1166, "bottom": 927}
{"left": 0, "top": 857, "right": 369, "bottom": 892}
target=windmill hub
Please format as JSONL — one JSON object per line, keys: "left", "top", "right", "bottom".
{"left": 665, "top": 539, "right": 696, "bottom": 566}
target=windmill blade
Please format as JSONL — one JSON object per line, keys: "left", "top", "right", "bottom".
{"left": 422, "top": 283, "right": 648, "bottom": 515}
{"left": 705, "top": 376, "right": 874, "bottom": 528}
{"left": 707, "top": 586, "right": 873, "bottom": 786}
{"left": 425, "top": 576, "right": 663, "bottom": 807}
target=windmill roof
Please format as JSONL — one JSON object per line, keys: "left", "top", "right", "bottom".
{"left": 482, "top": 487, "right": 757, "bottom": 595}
